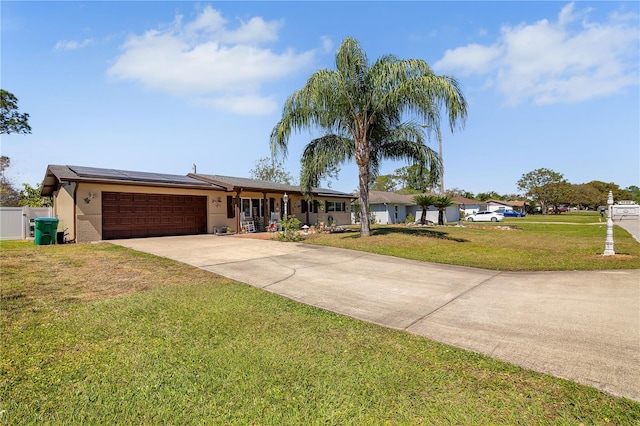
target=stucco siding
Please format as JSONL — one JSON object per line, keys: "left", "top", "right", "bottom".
{"left": 53, "top": 182, "right": 76, "bottom": 240}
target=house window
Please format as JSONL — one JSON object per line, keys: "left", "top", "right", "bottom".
{"left": 302, "top": 200, "right": 319, "bottom": 213}
{"left": 241, "top": 198, "right": 263, "bottom": 219}
{"left": 326, "top": 201, "right": 346, "bottom": 212}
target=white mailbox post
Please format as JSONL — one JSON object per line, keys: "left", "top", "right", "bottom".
{"left": 603, "top": 191, "right": 615, "bottom": 256}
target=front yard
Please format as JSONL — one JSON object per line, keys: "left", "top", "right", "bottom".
{"left": 2, "top": 241, "right": 639, "bottom": 424}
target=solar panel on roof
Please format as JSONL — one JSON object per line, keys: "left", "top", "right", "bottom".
{"left": 68, "top": 166, "right": 207, "bottom": 185}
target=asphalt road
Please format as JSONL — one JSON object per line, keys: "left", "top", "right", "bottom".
{"left": 617, "top": 215, "right": 640, "bottom": 242}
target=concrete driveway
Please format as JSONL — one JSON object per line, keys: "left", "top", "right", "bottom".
{"left": 113, "top": 235, "right": 640, "bottom": 401}
{"left": 617, "top": 216, "right": 640, "bottom": 243}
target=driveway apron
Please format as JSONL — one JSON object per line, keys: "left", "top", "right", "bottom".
{"left": 113, "top": 234, "right": 640, "bottom": 401}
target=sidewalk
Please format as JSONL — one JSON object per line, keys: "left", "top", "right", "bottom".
{"left": 113, "top": 235, "right": 640, "bottom": 401}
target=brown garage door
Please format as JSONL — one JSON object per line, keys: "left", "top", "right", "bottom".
{"left": 102, "top": 192, "right": 207, "bottom": 239}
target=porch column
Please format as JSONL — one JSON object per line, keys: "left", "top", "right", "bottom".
{"left": 262, "top": 192, "right": 268, "bottom": 230}
{"left": 235, "top": 191, "right": 241, "bottom": 232}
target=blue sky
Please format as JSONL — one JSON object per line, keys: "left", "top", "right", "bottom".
{"left": 2, "top": 1, "right": 638, "bottom": 196}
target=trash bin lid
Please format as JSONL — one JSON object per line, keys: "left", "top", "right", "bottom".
{"left": 34, "top": 217, "right": 59, "bottom": 223}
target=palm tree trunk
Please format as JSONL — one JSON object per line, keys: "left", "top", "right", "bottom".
{"left": 355, "top": 135, "right": 371, "bottom": 237}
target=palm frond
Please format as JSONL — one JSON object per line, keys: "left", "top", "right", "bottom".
{"left": 299, "top": 134, "right": 354, "bottom": 196}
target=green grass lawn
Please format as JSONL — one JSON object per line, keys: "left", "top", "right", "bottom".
{"left": 2, "top": 241, "right": 639, "bottom": 424}
{"left": 305, "top": 213, "right": 639, "bottom": 271}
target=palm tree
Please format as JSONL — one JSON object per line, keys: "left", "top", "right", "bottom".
{"left": 270, "top": 37, "right": 467, "bottom": 236}
{"left": 413, "top": 194, "right": 437, "bottom": 225}
{"left": 433, "top": 195, "right": 454, "bottom": 226}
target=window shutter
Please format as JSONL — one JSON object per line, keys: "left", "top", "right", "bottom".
{"left": 226, "top": 196, "right": 234, "bottom": 218}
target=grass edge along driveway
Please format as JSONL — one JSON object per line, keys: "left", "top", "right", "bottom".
{"left": 302, "top": 216, "right": 640, "bottom": 271}
{"left": 1, "top": 241, "right": 639, "bottom": 424}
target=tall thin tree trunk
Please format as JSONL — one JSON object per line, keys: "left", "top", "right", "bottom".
{"left": 355, "top": 135, "right": 371, "bottom": 237}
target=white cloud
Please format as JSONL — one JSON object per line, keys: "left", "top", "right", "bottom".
{"left": 196, "top": 94, "right": 278, "bottom": 116}
{"left": 320, "top": 36, "right": 333, "bottom": 54}
{"left": 433, "top": 2, "right": 639, "bottom": 105}
{"left": 107, "top": 6, "right": 314, "bottom": 115}
{"left": 436, "top": 43, "right": 502, "bottom": 76}
{"left": 54, "top": 39, "right": 93, "bottom": 51}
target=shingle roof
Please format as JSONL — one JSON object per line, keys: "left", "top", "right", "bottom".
{"left": 191, "top": 174, "right": 354, "bottom": 198}
{"left": 367, "top": 191, "right": 417, "bottom": 205}
{"left": 366, "top": 191, "right": 487, "bottom": 207}
{"left": 40, "top": 165, "right": 355, "bottom": 199}
{"left": 453, "top": 196, "right": 484, "bottom": 205}
{"left": 487, "top": 199, "right": 528, "bottom": 207}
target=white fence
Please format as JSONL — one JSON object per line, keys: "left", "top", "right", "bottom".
{"left": 0, "top": 207, "right": 53, "bottom": 240}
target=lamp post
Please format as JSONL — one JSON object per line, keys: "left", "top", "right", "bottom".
{"left": 603, "top": 190, "right": 615, "bottom": 256}
{"left": 421, "top": 124, "right": 444, "bottom": 194}
{"left": 283, "top": 192, "right": 289, "bottom": 220}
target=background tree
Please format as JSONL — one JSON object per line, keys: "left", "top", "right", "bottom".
{"left": 271, "top": 37, "right": 467, "bottom": 237}
{"left": 544, "top": 181, "right": 574, "bottom": 213}
{"left": 394, "top": 164, "right": 439, "bottom": 193}
{"left": 19, "top": 183, "right": 51, "bottom": 207}
{"left": 476, "top": 191, "right": 500, "bottom": 202}
{"left": 249, "top": 157, "right": 296, "bottom": 185}
{"left": 570, "top": 183, "right": 603, "bottom": 209}
{"left": 1, "top": 90, "right": 32, "bottom": 135}
{"left": 583, "top": 180, "right": 632, "bottom": 203}
{"left": 433, "top": 195, "right": 454, "bottom": 225}
{"left": 412, "top": 194, "right": 437, "bottom": 225}
{"left": 0, "top": 156, "right": 20, "bottom": 206}
{"left": 370, "top": 174, "right": 400, "bottom": 192}
{"left": 627, "top": 185, "right": 640, "bottom": 204}
{"left": 517, "top": 168, "right": 566, "bottom": 213}
{"left": 501, "top": 193, "right": 525, "bottom": 202}
{"left": 445, "top": 188, "right": 475, "bottom": 199}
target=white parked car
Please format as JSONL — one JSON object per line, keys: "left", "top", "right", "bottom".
{"left": 466, "top": 211, "right": 504, "bottom": 222}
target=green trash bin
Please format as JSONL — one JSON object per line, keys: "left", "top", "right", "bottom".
{"left": 34, "top": 217, "right": 59, "bottom": 245}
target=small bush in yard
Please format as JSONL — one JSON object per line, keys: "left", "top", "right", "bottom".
{"left": 278, "top": 216, "right": 303, "bottom": 241}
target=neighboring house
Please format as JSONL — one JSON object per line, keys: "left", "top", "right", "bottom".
{"left": 486, "top": 199, "right": 528, "bottom": 214}
{"left": 41, "top": 165, "right": 353, "bottom": 243}
{"left": 452, "top": 196, "right": 486, "bottom": 216}
{"left": 366, "top": 191, "right": 415, "bottom": 224}
{"left": 365, "top": 191, "right": 470, "bottom": 224}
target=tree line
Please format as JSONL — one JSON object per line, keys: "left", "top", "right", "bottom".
{"left": 517, "top": 168, "right": 638, "bottom": 212}
{"left": 0, "top": 90, "right": 48, "bottom": 207}
{"left": 370, "top": 165, "right": 638, "bottom": 212}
